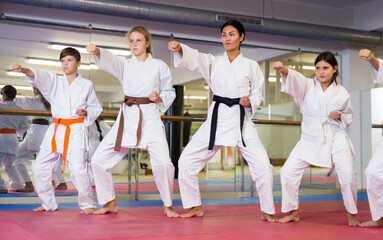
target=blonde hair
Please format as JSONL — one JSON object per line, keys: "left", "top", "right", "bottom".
{"left": 126, "top": 26, "right": 154, "bottom": 57}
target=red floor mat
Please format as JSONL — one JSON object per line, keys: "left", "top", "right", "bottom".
{"left": 1, "top": 201, "right": 381, "bottom": 240}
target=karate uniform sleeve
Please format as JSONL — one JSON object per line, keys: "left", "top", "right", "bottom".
{"left": 339, "top": 94, "right": 353, "bottom": 129}
{"left": 281, "top": 69, "right": 311, "bottom": 107}
{"left": 14, "top": 97, "right": 34, "bottom": 110}
{"left": 84, "top": 83, "right": 103, "bottom": 127}
{"left": 371, "top": 58, "right": 383, "bottom": 84}
{"left": 25, "top": 69, "right": 57, "bottom": 102}
{"left": 248, "top": 62, "right": 265, "bottom": 117}
{"left": 16, "top": 115, "right": 29, "bottom": 136}
{"left": 94, "top": 48, "right": 125, "bottom": 84}
{"left": 173, "top": 43, "right": 214, "bottom": 83}
{"left": 157, "top": 61, "right": 176, "bottom": 112}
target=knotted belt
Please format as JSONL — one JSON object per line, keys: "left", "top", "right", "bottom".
{"left": 51, "top": 117, "right": 84, "bottom": 173}
{"left": 0, "top": 128, "right": 16, "bottom": 134}
{"left": 208, "top": 95, "right": 246, "bottom": 150}
{"left": 114, "top": 96, "right": 153, "bottom": 151}
{"left": 30, "top": 118, "right": 49, "bottom": 125}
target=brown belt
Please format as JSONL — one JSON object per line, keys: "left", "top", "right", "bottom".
{"left": 30, "top": 118, "right": 50, "bottom": 125}
{"left": 114, "top": 96, "right": 153, "bottom": 151}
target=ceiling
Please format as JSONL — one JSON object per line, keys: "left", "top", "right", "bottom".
{"left": 0, "top": 0, "right": 376, "bottom": 114}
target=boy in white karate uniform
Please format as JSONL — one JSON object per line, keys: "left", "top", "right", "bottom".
{"left": 359, "top": 49, "right": 383, "bottom": 227}
{"left": 12, "top": 47, "right": 102, "bottom": 213}
{"left": 0, "top": 85, "right": 29, "bottom": 193}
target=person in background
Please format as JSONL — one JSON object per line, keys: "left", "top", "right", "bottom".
{"left": 0, "top": 85, "right": 29, "bottom": 193}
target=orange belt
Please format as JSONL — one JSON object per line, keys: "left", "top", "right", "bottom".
{"left": 52, "top": 117, "right": 84, "bottom": 173}
{"left": 0, "top": 128, "right": 16, "bottom": 134}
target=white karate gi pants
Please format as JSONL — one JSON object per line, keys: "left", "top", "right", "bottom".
{"left": 52, "top": 158, "right": 66, "bottom": 184}
{"left": 280, "top": 134, "right": 357, "bottom": 214}
{"left": 33, "top": 149, "right": 95, "bottom": 211}
{"left": 365, "top": 141, "right": 383, "bottom": 221}
{"left": 91, "top": 139, "right": 175, "bottom": 207}
{"left": 178, "top": 136, "right": 276, "bottom": 215}
{"left": 0, "top": 153, "right": 24, "bottom": 191}
{"left": 15, "top": 141, "right": 35, "bottom": 183}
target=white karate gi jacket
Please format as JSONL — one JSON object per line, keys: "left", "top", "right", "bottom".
{"left": 26, "top": 70, "right": 102, "bottom": 152}
{"left": 0, "top": 101, "right": 29, "bottom": 154}
{"left": 174, "top": 44, "right": 264, "bottom": 146}
{"left": 371, "top": 59, "right": 383, "bottom": 84}
{"left": 282, "top": 69, "right": 355, "bottom": 168}
{"left": 14, "top": 96, "right": 51, "bottom": 151}
{"left": 372, "top": 59, "right": 383, "bottom": 149}
{"left": 94, "top": 49, "right": 175, "bottom": 148}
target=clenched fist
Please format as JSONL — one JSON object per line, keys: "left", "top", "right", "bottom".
{"left": 149, "top": 91, "right": 162, "bottom": 103}
{"left": 359, "top": 49, "right": 372, "bottom": 61}
{"left": 12, "top": 63, "right": 23, "bottom": 73}
{"left": 86, "top": 44, "right": 100, "bottom": 56}
{"left": 168, "top": 41, "right": 182, "bottom": 53}
{"left": 239, "top": 96, "right": 251, "bottom": 107}
{"left": 329, "top": 111, "right": 341, "bottom": 121}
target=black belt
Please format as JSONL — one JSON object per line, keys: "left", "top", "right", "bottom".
{"left": 208, "top": 95, "right": 246, "bottom": 150}
{"left": 30, "top": 118, "right": 49, "bottom": 125}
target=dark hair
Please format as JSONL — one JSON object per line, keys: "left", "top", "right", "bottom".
{"left": 221, "top": 20, "right": 246, "bottom": 48}
{"left": 59, "top": 47, "right": 81, "bottom": 62}
{"left": 314, "top": 51, "right": 339, "bottom": 85}
{"left": 1, "top": 85, "right": 17, "bottom": 100}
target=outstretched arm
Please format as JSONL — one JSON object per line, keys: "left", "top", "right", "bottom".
{"left": 86, "top": 44, "right": 101, "bottom": 58}
{"left": 359, "top": 49, "right": 379, "bottom": 71}
{"left": 12, "top": 64, "right": 35, "bottom": 78}
{"left": 273, "top": 60, "right": 310, "bottom": 106}
{"left": 272, "top": 61, "right": 289, "bottom": 78}
{"left": 168, "top": 40, "right": 183, "bottom": 56}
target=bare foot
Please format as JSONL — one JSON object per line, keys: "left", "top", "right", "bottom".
{"left": 81, "top": 208, "right": 95, "bottom": 214}
{"left": 347, "top": 213, "right": 360, "bottom": 226}
{"left": 360, "top": 218, "right": 383, "bottom": 227}
{"left": 24, "top": 182, "right": 34, "bottom": 192}
{"left": 261, "top": 212, "right": 277, "bottom": 223}
{"left": 33, "top": 206, "right": 58, "bottom": 212}
{"left": 164, "top": 206, "right": 179, "bottom": 218}
{"left": 33, "top": 206, "right": 46, "bottom": 212}
{"left": 94, "top": 199, "right": 118, "bottom": 215}
{"left": 180, "top": 206, "right": 204, "bottom": 218}
{"left": 55, "top": 183, "right": 68, "bottom": 190}
{"left": 279, "top": 210, "right": 300, "bottom": 223}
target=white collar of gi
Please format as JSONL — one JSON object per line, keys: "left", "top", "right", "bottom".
{"left": 131, "top": 53, "right": 153, "bottom": 63}
{"left": 223, "top": 51, "right": 243, "bottom": 64}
